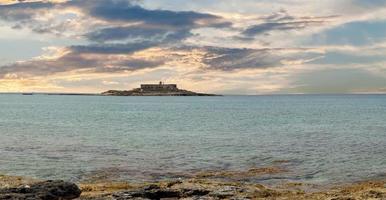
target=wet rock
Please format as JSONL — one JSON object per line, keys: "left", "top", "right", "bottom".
{"left": 0, "top": 180, "right": 81, "bottom": 200}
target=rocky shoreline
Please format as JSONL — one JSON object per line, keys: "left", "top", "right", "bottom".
{"left": 1, "top": 169, "right": 385, "bottom": 200}
{"left": 101, "top": 83, "right": 219, "bottom": 96}
{"left": 80, "top": 179, "right": 386, "bottom": 200}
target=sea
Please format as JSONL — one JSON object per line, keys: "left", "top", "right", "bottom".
{"left": 0, "top": 94, "right": 385, "bottom": 185}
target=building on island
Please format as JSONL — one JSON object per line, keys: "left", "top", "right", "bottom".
{"left": 140, "top": 82, "right": 178, "bottom": 92}
{"left": 102, "top": 81, "right": 218, "bottom": 96}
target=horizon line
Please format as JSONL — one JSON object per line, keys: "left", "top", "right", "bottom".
{"left": 1, "top": 92, "right": 386, "bottom": 96}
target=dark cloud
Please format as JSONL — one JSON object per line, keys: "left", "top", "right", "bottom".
{"left": 196, "top": 46, "right": 323, "bottom": 71}
{"left": 0, "top": 0, "right": 232, "bottom": 52}
{"left": 0, "top": 55, "right": 95, "bottom": 78}
{"left": 78, "top": 0, "right": 230, "bottom": 43}
{"left": 85, "top": 25, "right": 193, "bottom": 44}
{"left": 0, "top": 0, "right": 232, "bottom": 79}
{"left": 0, "top": 1, "right": 53, "bottom": 21}
{"left": 96, "top": 59, "right": 164, "bottom": 72}
{"left": 86, "top": 25, "right": 170, "bottom": 42}
{"left": 70, "top": 42, "right": 157, "bottom": 54}
{"left": 243, "top": 21, "right": 326, "bottom": 37}
{"left": 241, "top": 10, "right": 336, "bottom": 37}
{"left": 70, "top": 0, "right": 231, "bottom": 28}
{"left": 0, "top": 48, "right": 165, "bottom": 78}
{"left": 0, "top": 43, "right": 324, "bottom": 79}
{"left": 0, "top": 1, "right": 322, "bottom": 79}
{"left": 202, "top": 47, "right": 282, "bottom": 70}
{"left": 0, "top": 1, "right": 76, "bottom": 37}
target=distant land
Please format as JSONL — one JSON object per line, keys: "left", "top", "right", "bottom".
{"left": 0, "top": 92, "right": 99, "bottom": 96}
{"left": 102, "top": 82, "right": 219, "bottom": 96}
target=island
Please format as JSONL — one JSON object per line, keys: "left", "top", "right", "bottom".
{"left": 101, "top": 82, "right": 220, "bottom": 96}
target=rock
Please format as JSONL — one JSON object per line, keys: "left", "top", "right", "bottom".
{"left": 361, "top": 190, "right": 385, "bottom": 198}
{"left": 166, "top": 180, "right": 183, "bottom": 188}
{"left": 181, "top": 188, "right": 210, "bottom": 197}
{"left": 209, "top": 186, "right": 238, "bottom": 198}
{"left": 113, "top": 188, "right": 180, "bottom": 199}
{"left": 330, "top": 197, "right": 356, "bottom": 200}
{"left": 0, "top": 180, "right": 81, "bottom": 200}
{"left": 112, "top": 185, "right": 212, "bottom": 200}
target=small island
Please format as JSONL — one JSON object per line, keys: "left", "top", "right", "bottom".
{"left": 102, "top": 82, "right": 219, "bottom": 96}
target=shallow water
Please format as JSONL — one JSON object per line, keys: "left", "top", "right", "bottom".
{"left": 0, "top": 94, "right": 385, "bottom": 184}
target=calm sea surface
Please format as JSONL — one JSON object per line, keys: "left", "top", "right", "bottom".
{"left": 0, "top": 94, "right": 385, "bottom": 184}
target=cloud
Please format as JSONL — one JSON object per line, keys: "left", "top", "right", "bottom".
{"left": 1, "top": 0, "right": 386, "bottom": 94}
{"left": 202, "top": 47, "right": 282, "bottom": 70}
{"left": 78, "top": 0, "right": 231, "bottom": 44}
{"left": 0, "top": 0, "right": 231, "bottom": 40}
{"left": 241, "top": 9, "right": 337, "bottom": 38}
{"left": 0, "top": 0, "right": 233, "bottom": 64}
{"left": 86, "top": 25, "right": 171, "bottom": 42}
{"left": 70, "top": 42, "right": 157, "bottom": 54}
{"left": 0, "top": 1, "right": 89, "bottom": 37}
{"left": 0, "top": 44, "right": 326, "bottom": 80}
{"left": 0, "top": 1, "right": 53, "bottom": 21}
{"left": 71, "top": 0, "right": 231, "bottom": 28}
{"left": 85, "top": 25, "right": 193, "bottom": 44}
{"left": 200, "top": 47, "right": 324, "bottom": 71}
{"left": 0, "top": 47, "right": 165, "bottom": 79}
{"left": 0, "top": 0, "right": 233, "bottom": 82}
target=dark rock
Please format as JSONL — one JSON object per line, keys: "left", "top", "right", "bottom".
{"left": 181, "top": 188, "right": 210, "bottom": 197}
{"left": 112, "top": 185, "right": 211, "bottom": 200}
{"left": 165, "top": 180, "right": 183, "bottom": 188}
{"left": 0, "top": 180, "right": 81, "bottom": 200}
{"left": 113, "top": 188, "right": 180, "bottom": 200}
{"left": 330, "top": 197, "right": 356, "bottom": 200}
{"left": 143, "top": 185, "right": 161, "bottom": 191}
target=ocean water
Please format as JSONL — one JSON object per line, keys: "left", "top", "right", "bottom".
{"left": 0, "top": 94, "right": 385, "bottom": 185}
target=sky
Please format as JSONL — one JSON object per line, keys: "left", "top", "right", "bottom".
{"left": 0, "top": 0, "right": 386, "bottom": 94}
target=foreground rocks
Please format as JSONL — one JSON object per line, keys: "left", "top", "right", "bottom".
{"left": 68, "top": 166, "right": 386, "bottom": 199}
{"left": 80, "top": 179, "right": 386, "bottom": 200}
{"left": 0, "top": 180, "right": 81, "bottom": 200}
{"left": 1, "top": 171, "right": 386, "bottom": 200}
